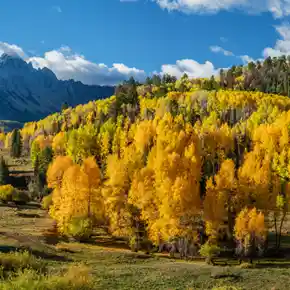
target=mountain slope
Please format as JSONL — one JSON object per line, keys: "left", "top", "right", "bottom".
{"left": 0, "top": 54, "right": 114, "bottom": 122}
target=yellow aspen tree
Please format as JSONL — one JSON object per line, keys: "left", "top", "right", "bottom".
{"left": 131, "top": 115, "right": 202, "bottom": 246}
{"left": 47, "top": 156, "right": 74, "bottom": 189}
{"left": 234, "top": 207, "right": 266, "bottom": 261}
{"left": 103, "top": 144, "right": 143, "bottom": 239}
{"left": 204, "top": 159, "right": 247, "bottom": 242}
{"left": 47, "top": 156, "right": 73, "bottom": 222}
{"left": 52, "top": 132, "right": 66, "bottom": 155}
{"left": 239, "top": 146, "right": 278, "bottom": 212}
{"left": 56, "top": 164, "right": 86, "bottom": 234}
{"left": 81, "top": 157, "right": 103, "bottom": 223}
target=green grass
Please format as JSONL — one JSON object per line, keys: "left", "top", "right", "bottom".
{"left": 1, "top": 205, "right": 290, "bottom": 289}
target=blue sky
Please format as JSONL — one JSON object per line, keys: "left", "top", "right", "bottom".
{"left": 0, "top": 0, "right": 289, "bottom": 85}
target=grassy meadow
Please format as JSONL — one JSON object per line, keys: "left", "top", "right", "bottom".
{"left": 0, "top": 203, "right": 290, "bottom": 289}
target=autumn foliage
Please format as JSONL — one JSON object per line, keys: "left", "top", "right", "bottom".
{"left": 4, "top": 77, "right": 290, "bottom": 257}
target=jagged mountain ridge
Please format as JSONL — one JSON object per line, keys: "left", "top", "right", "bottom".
{"left": 0, "top": 53, "right": 114, "bottom": 122}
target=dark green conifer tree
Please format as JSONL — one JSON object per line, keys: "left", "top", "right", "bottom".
{"left": 0, "top": 156, "right": 9, "bottom": 185}
{"left": 10, "top": 129, "right": 22, "bottom": 158}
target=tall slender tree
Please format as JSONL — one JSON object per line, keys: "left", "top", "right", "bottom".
{"left": 0, "top": 156, "right": 9, "bottom": 185}
{"left": 10, "top": 129, "right": 22, "bottom": 158}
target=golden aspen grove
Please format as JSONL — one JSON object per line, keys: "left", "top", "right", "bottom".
{"left": 5, "top": 74, "right": 290, "bottom": 267}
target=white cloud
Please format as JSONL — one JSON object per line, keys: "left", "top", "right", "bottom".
{"left": 59, "top": 46, "right": 72, "bottom": 53}
{"left": 268, "top": 0, "right": 290, "bottom": 17}
{"left": 209, "top": 45, "right": 255, "bottom": 63}
{"left": 0, "top": 42, "right": 226, "bottom": 85}
{"left": 52, "top": 6, "right": 62, "bottom": 13}
{"left": 263, "top": 23, "right": 290, "bottom": 57}
{"left": 161, "top": 59, "right": 218, "bottom": 78}
{"left": 154, "top": 0, "right": 290, "bottom": 18}
{"left": 210, "top": 45, "right": 234, "bottom": 56}
{"left": 239, "top": 55, "right": 255, "bottom": 64}
{"left": 0, "top": 42, "right": 26, "bottom": 58}
{"left": 28, "top": 47, "right": 146, "bottom": 86}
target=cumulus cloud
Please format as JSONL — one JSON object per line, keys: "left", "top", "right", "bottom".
{"left": 210, "top": 45, "right": 234, "bottom": 56}
{"left": 239, "top": 55, "right": 255, "bottom": 64}
{"left": 27, "top": 47, "right": 146, "bottom": 86}
{"left": 0, "top": 42, "right": 225, "bottom": 85}
{"left": 161, "top": 59, "right": 218, "bottom": 78}
{"left": 263, "top": 23, "right": 290, "bottom": 57}
{"left": 0, "top": 42, "right": 26, "bottom": 58}
{"left": 154, "top": 0, "right": 290, "bottom": 18}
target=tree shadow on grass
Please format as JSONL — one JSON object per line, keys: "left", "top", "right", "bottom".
{"left": 0, "top": 231, "right": 71, "bottom": 262}
{"left": 0, "top": 245, "right": 72, "bottom": 262}
{"left": 16, "top": 212, "right": 41, "bottom": 218}
{"left": 80, "top": 236, "right": 129, "bottom": 251}
{"left": 28, "top": 248, "right": 72, "bottom": 262}
{"left": 254, "top": 261, "right": 290, "bottom": 268}
{"left": 0, "top": 202, "right": 41, "bottom": 210}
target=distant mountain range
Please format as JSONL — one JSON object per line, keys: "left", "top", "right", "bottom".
{"left": 0, "top": 53, "right": 114, "bottom": 122}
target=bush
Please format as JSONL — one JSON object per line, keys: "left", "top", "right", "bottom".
{"left": 238, "top": 262, "right": 256, "bottom": 269}
{"left": 0, "top": 185, "right": 15, "bottom": 203}
{"left": 0, "top": 265, "right": 92, "bottom": 290}
{"left": 129, "top": 236, "right": 138, "bottom": 252}
{"left": 41, "top": 194, "right": 52, "bottom": 210}
{"left": 0, "top": 251, "right": 46, "bottom": 274}
{"left": 199, "top": 242, "right": 221, "bottom": 264}
{"left": 12, "top": 191, "right": 30, "bottom": 205}
{"left": 67, "top": 217, "right": 93, "bottom": 242}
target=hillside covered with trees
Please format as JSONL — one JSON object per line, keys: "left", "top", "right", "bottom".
{"left": 2, "top": 56, "right": 290, "bottom": 264}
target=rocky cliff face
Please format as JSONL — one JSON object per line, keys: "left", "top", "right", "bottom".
{"left": 0, "top": 53, "right": 114, "bottom": 122}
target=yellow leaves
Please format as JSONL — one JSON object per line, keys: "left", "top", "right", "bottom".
{"left": 0, "top": 132, "right": 5, "bottom": 143}
{"left": 66, "top": 125, "right": 98, "bottom": 163}
{"left": 106, "top": 155, "right": 129, "bottom": 188}
{"left": 52, "top": 132, "right": 66, "bottom": 155}
{"left": 238, "top": 146, "right": 278, "bottom": 211}
{"left": 276, "top": 195, "right": 285, "bottom": 209}
{"left": 134, "top": 120, "right": 155, "bottom": 154}
{"left": 215, "top": 159, "right": 236, "bottom": 190}
{"left": 49, "top": 156, "right": 103, "bottom": 235}
{"left": 34, "top": 135, "right": 53, "bottom": 150}
{"left": 47, "top": 156, "right": 73, "bottom": 189}
{"left": 33, "top": 84, "right": 290, "bottom": 247}
{"left": 234, "top": 207, "right": 266, "bottom": 243}
{"left": 82, "top": 156, "right": 101, "bottom": 188}
{"left": 204, "top": 178, "right": 227, "bottom": 223}
{"left": 136, "top": 116, "right": 202, "bottom": 243}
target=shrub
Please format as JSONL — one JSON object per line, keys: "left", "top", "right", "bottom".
{"left": 238, "top": 262, "right": 256, "bottom": 269}
{"left": 0, "top": 265, "right": 92, "bottom": 290}
{"left": 129, "top": 236, "right": 138, "bottom": 252}
{"left": 0, "top": 185, "right": 15, "bottom": 203}
{"left": 67, "top": 217, "right": 93, "bottom": 242}
{"left": 0, "top": 251, "right": 46, "bottom": 274}
{"left": 199, "top": 242, "right": 221, "bottom": 265}
{"left": 12, "top": 191, "right": 30, "bottom": 205}
{"left": 41, "top": 194, "right": 52, "bottom": 210}
{"left": 210, "top": 267, "right": 239, "bottom": 279}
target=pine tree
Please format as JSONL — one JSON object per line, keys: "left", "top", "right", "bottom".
{"left": 10, "top": 129, "right": 22, "bottom": 158}
{"left": 31, "top": 155, "right": 43, "bottom": 200}
{"left": 61, "top": 102, "right": 69, "bottom": 111}
{"left": 0, "top": 156, "right": 9, "bottom": 185}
